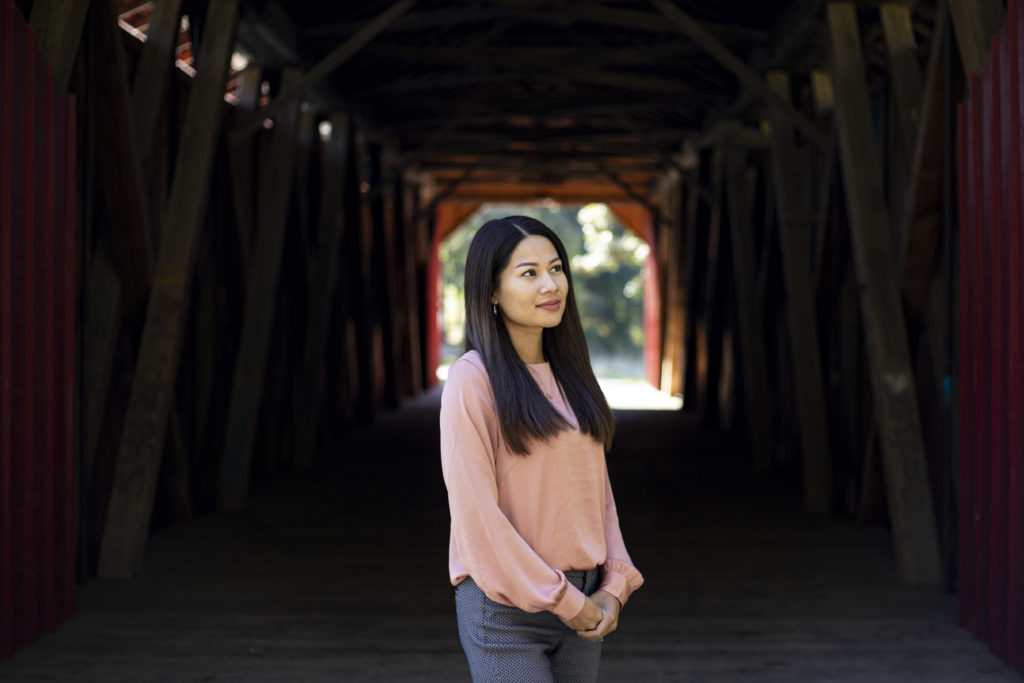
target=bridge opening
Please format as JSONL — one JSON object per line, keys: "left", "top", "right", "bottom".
{"left": 434, "top": 202, "right": 680, "bottom": 410}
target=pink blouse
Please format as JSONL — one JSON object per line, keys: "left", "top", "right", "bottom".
{"left": 439, "top": 350, "right": 644, "bottom": 620}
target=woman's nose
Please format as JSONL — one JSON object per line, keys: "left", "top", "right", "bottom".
{"left": 539, "top": 272, "right": 557, "bottom": 292}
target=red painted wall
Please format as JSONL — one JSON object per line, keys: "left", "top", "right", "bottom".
{"left": 1, "top": 0, "right": 77, "bottom": 659}
{"left": 957, "top": 0, "right": 1024, "bottom": 669}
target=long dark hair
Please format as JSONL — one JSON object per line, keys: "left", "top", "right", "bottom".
{"left": 463, "top": 216, "right": 614, "bottom": 455}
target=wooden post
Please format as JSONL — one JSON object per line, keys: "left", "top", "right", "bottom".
{"left": 766, "top": 70, "right": 833, "bottom": 516}
{"left": 401, "top": 180, "right": 424, "bottom": 395}
{"left": 98, "top": 0, "right": 239, "bottom": 578}
{"left": 899, "top": 4, "right": 948, "bottom": 323}
{"left": 725, "top": 150, "right": 773, "bottom": 470}
{"left": 661, "top": 175, "right": 686, "bottom": 395}
{"left": 28, "top": 0, "right": 90, "bottom": 91}
{"left": 826, "top": 2, "right": 942, "bottom": 585}
{"left": 219, "top": 68, "right": 304, "bottom": 510}
{"left": 227, "top": 66, "right": 261, "bottom": 286}
{"left": 91, "top": 0, "right": 154, "bottom": 315}
{"left": 880, "top": 3, "right": 924, "bottom": 250}
{"left": 682, "top": 167, "right": 706, "bottom": 410}
{"left": 132, "top": 0, "right": 184, "bottom": 181}
{"left": 82, "top": 251, "right": 121, "bottom": 484}
{"left": 701, "top": 151, "right": 727, "bottom": 429}
{"left": 294, "top": 111, "right": 351, "bottom": 468}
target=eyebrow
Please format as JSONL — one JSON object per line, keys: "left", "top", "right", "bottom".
{"left": 514, "top": 257, "right": 561, "bottom": 268}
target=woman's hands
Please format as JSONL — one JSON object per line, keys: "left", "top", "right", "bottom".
{"left": 574, "top": 590, "right": 621, "bottom": 642}
{"left": 560, "top": 596, "right": 603, "bottom": 631}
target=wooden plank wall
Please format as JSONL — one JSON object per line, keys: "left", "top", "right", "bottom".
{"left": 957, "top": 0, "right": 1024, "bottom": 667}
{"left": 0, "top": 0, "right": 77, "bottom": 658}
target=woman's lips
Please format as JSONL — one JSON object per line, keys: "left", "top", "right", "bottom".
{"left": 537, "top": 300, "right": 561, "bottom": 311}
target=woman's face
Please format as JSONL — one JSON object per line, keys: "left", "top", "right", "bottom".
{"left": 491, "top": 235, "right": 568, "bottom": 336}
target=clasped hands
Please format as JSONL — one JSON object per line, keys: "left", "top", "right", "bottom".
{"left": 560, "top": 590, "right": 621, "bottom": 642}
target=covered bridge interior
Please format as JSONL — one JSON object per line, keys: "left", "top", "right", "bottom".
{"left": 2, "top": 0, "right": 1023, "bottom": 679}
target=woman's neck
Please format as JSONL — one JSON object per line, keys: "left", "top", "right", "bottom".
{"left": 507, "top": 327, "right": 545, "bottom": 364}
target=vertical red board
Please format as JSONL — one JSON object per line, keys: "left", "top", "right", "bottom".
{"left": 988, "top": 33, "right": 1008, "bottom": 659}
{"left": 971, "top": 70, "right": 990, "bottom": 642}
{"left": 1009, "top": 0, "right": 1024, "bottom": 668}
{"left": 957, "top": 100, "right": 974, "bottom": 630}
{"left": 22, "top": 20, "right": 39, "bottom": 654}
{"left": 0, "top": 0, "right": 14, "bottom": 659}
{"left": 61, "top": 95, "right": 76, "bottom": 623}
{"left": 38, "top": 46, "right": 56, "bottom": 635}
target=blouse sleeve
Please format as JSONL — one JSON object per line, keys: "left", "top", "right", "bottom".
{"left": 440, "top": 357, "right": 587, "bottom": 620}
{"left": 598, "top": 466, "right": 645, "bottom": 606}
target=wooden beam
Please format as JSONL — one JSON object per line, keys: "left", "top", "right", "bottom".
{"left": 131, "top": 0, "right": 184, "bottom": 181}
{"left": 234, "top": 0, "right": 417, "bottom": 140}
{"left": 82, "top": 251, "right": 122, "bottom": 484}
{"left": 219, "top": 68, "right": 304, "bottom": 510}
{"left": 92, "top": 0, "right": 154, "bottom": 315}
{"left": 948, "top": 0, "right": 1005, "bottom": 75}
{"left": 826, "top": 2, "right": 941, "bottom": 584}
{"left": 766, "top": 70, "right": 833, "bottom": 516}
{"left": 725, "top": 150, "right": 773, "bottom": 471}
{"left": 294, "top": 112, "right": 351, "bottom": 467}
{"left": 880, "top": 3, "right": 924, "bottom": 249}
{"left": 900, "top": 2, "right": 948, "bottom": 322}
{"left": 28, "top": 0, "right": 90, "bottom": 91}
{"left": 649, "top": 0, "right": 830, "bottom": 151}
{"left": 98, "top": 0, "right": 239, "bottom": 578}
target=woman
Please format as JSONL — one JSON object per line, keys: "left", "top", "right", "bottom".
{"left": 440, "top": 215, "right": 644, "bottom": 682}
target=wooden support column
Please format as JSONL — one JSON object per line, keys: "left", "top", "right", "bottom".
{"left": 82, "top": 252, "right": 121, "bottom": 484}
{"left": 681, "top": 171, "right": 705, "bottom": 411}
{"left": 92, "top": 0, "right": 154, "bottom": 315}
{"left": 401, "top": 180, "right": 424, "bottom": 395}
{"left": 880, "top": 3, "right": 924, "bottom": 250}
{"left": 132, "top": 0, "right": 183, "bottom": 180}
{"left": 701, "top": 151, "right": 727, "bottom": 430}
{"left": 379, "top": 166, "right": 402, "bottom": 408}
{"left": 661, "top": 175, "right": 686, "bottom": 395}
{"left": 898, "top": 5, "right": 948, "bottom": 323}
{"left": 949, "top": 0, "right": 1005, "bottom": 75}
{"left": 98, "top": 0, "right": 239, "bottom": 578}
{"left": 766, "top": 71, "right": 833, "bottom": 516}
{"left": 219, "top": 68, "right": 304, "bottom": 510}
{"left": 725, "top": 150, "right": 773, "bottom": 471}
{"left": 294, "top": 111, "right": 351, "bottom": 468}
{"left": 826, "top": 2, "right": 942, "bottom": 584}
{"left": 352, "top": 135, "right": 381, "bottom": 421}
{"left": 227, "top": 66, "right": 261, "bottom": 285}
{"left": 28, "top": 0, "right": 90, "bottom": 91}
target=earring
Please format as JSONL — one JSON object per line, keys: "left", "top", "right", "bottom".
{"left": 492, "top": 303, "right": 498, "bottom": 317}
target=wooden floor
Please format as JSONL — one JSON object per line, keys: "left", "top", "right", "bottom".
{"left": 2, "top": 390, "right": 1019, "bottom": 682}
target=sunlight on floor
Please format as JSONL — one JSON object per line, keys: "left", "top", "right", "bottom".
{"left": 435, "top": 365, "right": 682, "bottom": 411}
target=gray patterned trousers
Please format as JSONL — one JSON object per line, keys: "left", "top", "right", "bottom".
{"left": 454, "top": 568, "right": 603, "bottom": 683}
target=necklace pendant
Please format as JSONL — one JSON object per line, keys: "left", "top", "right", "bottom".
{"left": 545, "top": 392, "right": 553, "bottom": 399}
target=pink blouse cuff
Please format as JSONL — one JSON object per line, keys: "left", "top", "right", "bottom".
{"left": 598, "top": 571, "right": 631, "bottom": 606}
{"left": 549, "top": 582, "right": 587, "bottom": 620}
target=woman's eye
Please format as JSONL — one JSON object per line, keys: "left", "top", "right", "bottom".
{"left": 551, "top": 264, "right": 562, "bottom": 273}
{"left": 522, "top": 269, "right": 535, "bottom": 277}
